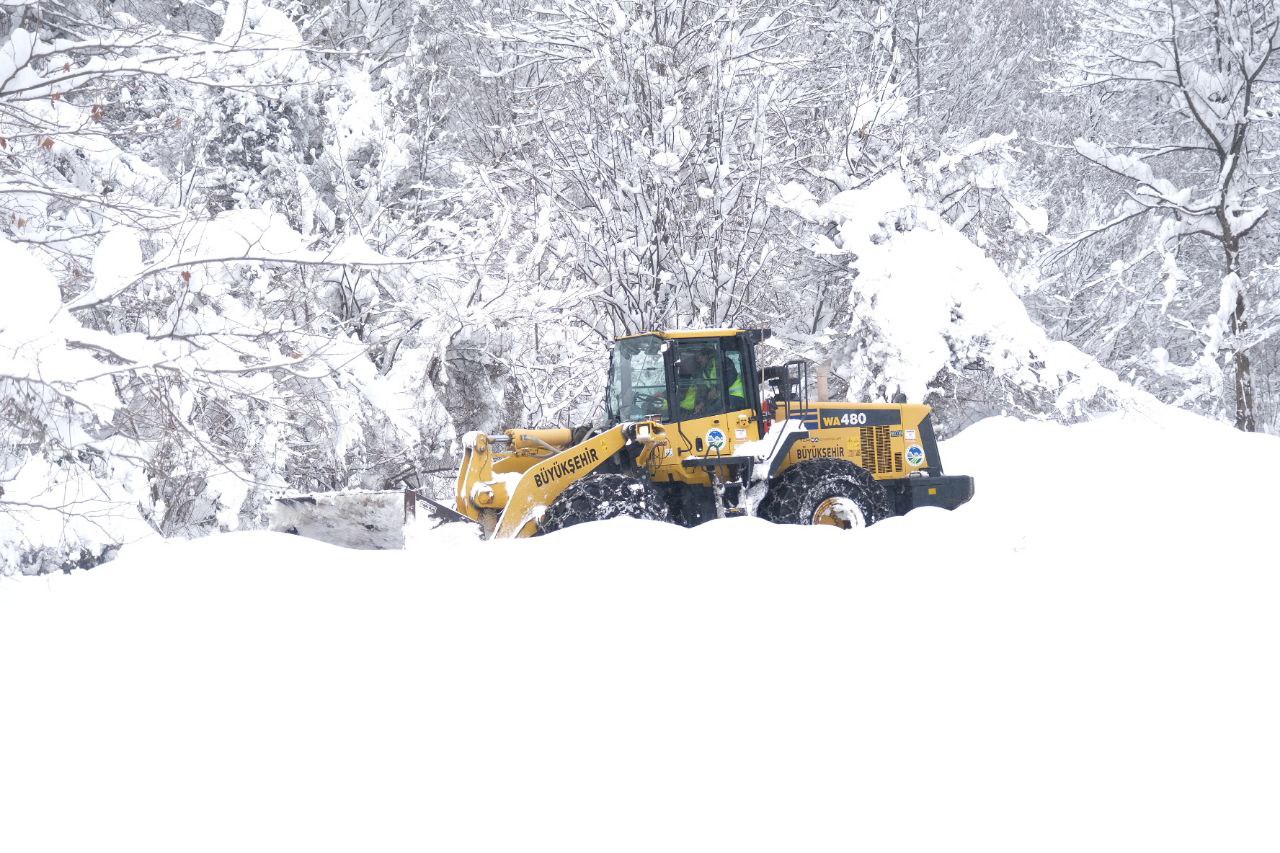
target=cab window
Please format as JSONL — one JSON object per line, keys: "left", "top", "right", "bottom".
{"left": 672, "top": 340, "right": 725, "bottom": 420}
{"left": 607, "top": 335, "right": 670, "bottom": 422}
{"left": 723, "top": 346, "right": 747, "bottom": 411}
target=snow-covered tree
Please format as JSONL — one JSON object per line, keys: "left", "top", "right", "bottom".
{"left": 0, "top": 0, "right": 467, "bottom": 571}
{"left": 475, "top": 0, "right": 792, "bottom": 333}
{"left": 1058, "top": 0, "right": 1280, "bottom": 431}
{"left": 772, "top": 167, "right": 1126, "bottom": 434}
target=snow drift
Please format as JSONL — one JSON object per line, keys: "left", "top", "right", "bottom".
{"left": 3, "top": 406, "right": 1278, "bottom": 852}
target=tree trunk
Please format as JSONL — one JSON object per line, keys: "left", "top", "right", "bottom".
{"left": 1231, "top": 291, "right": 1256, "bottom": 431}
{"left": 1224, "top": 240, "right": 1257, "bottom": 431}
{"left": 816, "top": 361, "right": 831, "bottom": 402}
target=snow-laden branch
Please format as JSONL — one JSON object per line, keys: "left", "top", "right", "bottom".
{"left": 65, "top": 212, "right": 425, "bottom": 313}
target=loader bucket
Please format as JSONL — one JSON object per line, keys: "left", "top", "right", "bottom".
{"left": 272, "top": 489, "right": 475, "bottom": 549}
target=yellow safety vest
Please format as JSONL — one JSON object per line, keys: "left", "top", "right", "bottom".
{"left": 680, "top": 363, "right": 718, "bottom": 412}
{"left": 727, "top": 372, "right": 744, "bottom": 399}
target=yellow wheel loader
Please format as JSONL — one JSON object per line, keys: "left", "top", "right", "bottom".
{"left": 451, "top": 328, "right": 973, "bottom": 539}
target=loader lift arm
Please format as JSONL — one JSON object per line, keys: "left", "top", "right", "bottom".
{"left": 457, "top": 422, "right": 670, "bottom": 539}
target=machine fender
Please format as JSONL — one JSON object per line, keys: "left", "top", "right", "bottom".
{"left": 918, "top": 413, "right": 943, "bottom": 475}
{"left": 765, "top": 429, "right": 809, "bottom": 478}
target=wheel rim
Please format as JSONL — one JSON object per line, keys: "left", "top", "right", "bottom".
{"left": 811, "top": 497, "right": 865, "bottom": 529}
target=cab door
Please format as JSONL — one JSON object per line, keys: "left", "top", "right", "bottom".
{"left": 667, "top": 338, "right": 761, "bottom": 453}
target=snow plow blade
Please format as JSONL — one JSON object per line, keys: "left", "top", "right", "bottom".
{"left": 272, "top": 489, "right": 476, "bottom": 550}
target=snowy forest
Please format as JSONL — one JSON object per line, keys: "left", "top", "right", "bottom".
{"left": 3, "top": 0, "right": 1280, "bottom": 572}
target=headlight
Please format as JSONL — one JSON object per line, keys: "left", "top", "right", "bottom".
{"left": 636, "top": 424, "right": 651, "bottom": 440}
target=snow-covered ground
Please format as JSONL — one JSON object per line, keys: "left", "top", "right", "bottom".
{"left": 3, "top": 407, "right": 1278, "bottom": 852}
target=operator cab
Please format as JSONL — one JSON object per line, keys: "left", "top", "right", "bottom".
{"left": 605, "top": 329, "right": 769, "bottom": 426}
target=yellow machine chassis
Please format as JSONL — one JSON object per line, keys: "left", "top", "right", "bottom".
{"left": 456, "top": 401, "right": 940, "bottom": 539}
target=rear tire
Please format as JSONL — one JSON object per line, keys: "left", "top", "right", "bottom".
{"left": 758, "top": 459, "right": 893, "bottom": 529}
{"left": 538, "top": 473, "right": 671, "bottom": 534}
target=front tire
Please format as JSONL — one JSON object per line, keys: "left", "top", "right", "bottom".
{"left": 758, "top": 459, "right": 894, "bottom": 529}
{"left": 538, "top": 473, "right": 671, "bottom": 534}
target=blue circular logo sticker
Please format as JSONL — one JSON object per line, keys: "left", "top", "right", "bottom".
{"left": 706, "top": 428, "right": 726, "bottom": 450}
{"left": 905, "top": 444, "right": 925, "bottom": 467}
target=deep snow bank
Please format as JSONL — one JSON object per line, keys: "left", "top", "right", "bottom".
{"left": 2, "top": 409, "right": 1278, "bottom": 853}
